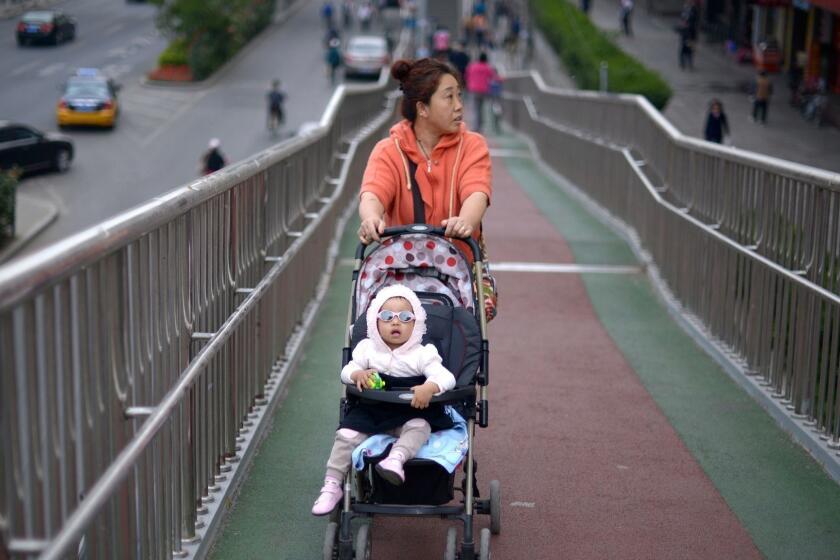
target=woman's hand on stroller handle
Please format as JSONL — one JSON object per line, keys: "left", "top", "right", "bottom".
{"left": 410, "top": 381, "right": 440, "bottom": 409}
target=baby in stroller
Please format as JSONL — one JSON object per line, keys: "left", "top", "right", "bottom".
{"left": 312, "top": 284, "right": 457, "bottom": 515}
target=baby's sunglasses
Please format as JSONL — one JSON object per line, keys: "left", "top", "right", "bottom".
{"left": 377, "top": 310, "right": 415, "bottom": 323}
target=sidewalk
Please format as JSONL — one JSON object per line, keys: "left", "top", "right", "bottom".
{"left": 547, "top": 1, "right": 840, "bottom": 174}
{"left": 207, "top": 127, "right": 840, "bottom": 559}
{"left": 0, "top": 194, "right": 58, "bottom": 264}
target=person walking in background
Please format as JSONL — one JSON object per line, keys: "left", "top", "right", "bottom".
{"left": 620, "top": 0, "right": 634, "bottom": 36}
{"left": 703, "top": 99, "right": 729, "bottom": 144}
{"left": 678, "top": 26, "right": 694, "bottom": 70}
{"left": 751, "top": 70, "right": 772, "bottom": 124}
{"left": 465, "top": 52, "right": 498, "bottom": 133}
{"left": 581, "top": 0, "right": 592, "bottom": 14}
{"left": 448, "top": 41, "right": 470, "bottom": 81}
{"left": 326, "top": 38, "right": 342, "bottom": 84}
{"left": 266, "top": 80, "right": 286, "bottom": 134}
{"left": 200, "top": 138, "right": 227, "bottom": 176}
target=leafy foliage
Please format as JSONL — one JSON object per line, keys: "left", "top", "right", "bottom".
{"left": 150, "top": 0, "right": 276, "bottom": 80}
{"left": 0, "top": 170, "right": 17, "bottom": 241}
{"left": 530, "top": 0, "right": 673, "bottom": 109}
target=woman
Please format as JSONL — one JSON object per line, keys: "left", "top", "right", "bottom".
{"left": 357, "top": 58, "right": 491, "bottom": 258}
{"left": 703, "top": 98, "right": 729, "bottom": 144}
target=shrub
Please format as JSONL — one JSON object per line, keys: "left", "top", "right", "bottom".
{"left": 158, "top": 38, "right": 189, "bottom": 67}
{"left": 153, "top": 0, "right": 276, "bottom": 81}
{"left": 530, "top": 0, "right": 673, "bottom": 109}
{"left": 0, "top": 170, "right": 17, "bottom": 242}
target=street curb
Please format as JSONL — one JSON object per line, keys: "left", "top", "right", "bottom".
{"left": 0, "top": 194, "right": 58, "bottom": 265}
{"left": 141, "top": 0, "right": 309, "bottom": 92}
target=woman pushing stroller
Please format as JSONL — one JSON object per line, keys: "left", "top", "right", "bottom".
{"left": 312, "top": 284, "right": 457, "bottom": 515}
{"left": 356, "top": 58, "right": 492, "bottom": 256}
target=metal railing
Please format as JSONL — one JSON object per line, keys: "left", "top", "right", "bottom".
{"left": 501, "top": 71, "right": 840, "bottom": 467}
{"left": 0, "top": 69, "right": 400, "bottom": 560}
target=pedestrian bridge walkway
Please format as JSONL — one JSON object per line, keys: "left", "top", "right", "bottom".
{"left": 2, "top": 71, "right": 840, "bottom": 560}
{"left": 207, "top": 129, "right": 840, "bottom": 560}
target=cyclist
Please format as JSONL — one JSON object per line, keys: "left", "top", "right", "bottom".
{"left": 267, "top": 80, "right": 286, "bottom": 134}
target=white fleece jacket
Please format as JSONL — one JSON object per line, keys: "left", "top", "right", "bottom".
{"left": 341, "top": 284, "right": 457, "bottom": 393}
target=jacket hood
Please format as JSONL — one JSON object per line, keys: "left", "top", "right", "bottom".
{"left": 366, "top": 284, "right": 426, "bottom": 355}
{"left": 389, "top": 119, "right": 466, "bottom": 164}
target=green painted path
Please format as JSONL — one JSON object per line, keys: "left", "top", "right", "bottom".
{"left": 209, "top": 129, "right": 840, "bottom": 560}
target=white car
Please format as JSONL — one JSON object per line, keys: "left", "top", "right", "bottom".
{"left": 343, "top": 36, "right": 389, "bottom": 79}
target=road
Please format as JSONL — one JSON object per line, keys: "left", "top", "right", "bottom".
{"left": 0, "top": 0, "right": 355, "bottom": 256}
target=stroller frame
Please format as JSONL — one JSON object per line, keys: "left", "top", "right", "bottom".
{"left": 325, "top": 225, "right": 497, "bottom": 560}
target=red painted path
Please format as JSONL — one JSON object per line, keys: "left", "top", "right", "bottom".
{"left": 367, "top": 155, "right": 762, "bottom": 559}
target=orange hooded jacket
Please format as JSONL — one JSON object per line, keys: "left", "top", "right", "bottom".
{"left": 360, "top": 120, "right": 492, "bottom": 259}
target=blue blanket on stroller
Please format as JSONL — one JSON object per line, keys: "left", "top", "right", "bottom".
{"left": 351, "top": 406, "right": 468, "bottom": 473}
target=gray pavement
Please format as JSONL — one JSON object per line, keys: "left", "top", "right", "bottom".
{"left": 532, "top": 1, "right": 840, "bottom": 174}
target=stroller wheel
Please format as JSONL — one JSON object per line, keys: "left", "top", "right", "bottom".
{"left": 355, "top": 523, "right": 372, "bottom": 560}
{"left": 323, "top": 522, "right": 338, "bottom": 560}
{"left": 444, "top": 527, "right": 457, "bottom": 560}
{"left": 479, "top": 528, "right": 491, "bottom": 560}
{"left": 489, "top": 480, "right": 501, "bottom": 535}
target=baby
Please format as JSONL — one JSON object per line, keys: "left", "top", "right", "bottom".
{"left": 312, "top": 284, "right": 457, "bottom": 515}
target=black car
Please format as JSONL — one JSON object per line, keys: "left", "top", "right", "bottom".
{"left": 16, "top": 11, "right": 76, "bottom": 46}
{"left": 0, "top": 122, "right": 74, "bottom": 175}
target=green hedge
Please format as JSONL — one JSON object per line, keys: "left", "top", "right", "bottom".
{"left": 0, "top": 170, "right": 17, "bottom": 242}
{"left": 154, "top": 0, "right": 276, "bottom": 80}
{"left": 158, "top": 38, "right": 189, "bottom": 67}
{"left": 530, "top": 0, "right": 672, "bottom": 110}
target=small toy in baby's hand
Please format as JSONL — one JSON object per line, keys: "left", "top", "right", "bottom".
{"left": 367, "top": 371, "right": 386, "bottom": 390}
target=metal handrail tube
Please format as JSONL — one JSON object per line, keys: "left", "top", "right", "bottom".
{"left": 39, "top": 193, "right": 317, "bottom": 559}
{"left": 501, "top": 76, "right": 840, "bottom": 466}
{"left": 502, "top": 71, "right": 840, "bottom": 296}
{"left": 0, "top": 81, "right": 399, "bottom": 560}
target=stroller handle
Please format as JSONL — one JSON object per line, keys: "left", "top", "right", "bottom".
{"left": 345, "top": 384, "right": 476, "bottom": 405}
{"left": 355, "top": 224, "right": 482, "bottom": 262}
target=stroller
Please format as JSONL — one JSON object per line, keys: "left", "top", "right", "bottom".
{"left": 323, "top": 224, "right": 500, "bottom": 560}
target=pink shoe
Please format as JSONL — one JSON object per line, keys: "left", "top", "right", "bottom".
{"left": 376, "top": 457, "right": 405, "bottom": 486}
{"left": 311, "top": 478, "right": 343, "bottom": 516}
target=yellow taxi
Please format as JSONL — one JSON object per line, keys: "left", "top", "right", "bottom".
{"left": 56, "top": 68, "right": 120, "bottom": 128}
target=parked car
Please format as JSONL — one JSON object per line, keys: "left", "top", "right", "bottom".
{"left": 0, "top": 122, "right": 74, "bottom": 175}
{"left": 16, "top": 11, "right": 76, "bottom": 46}
{"left": 57, "top": 69, "right": 121, "bottom": 128}
{"left": 343, "top": 35, "right": 389, "bottom": 79}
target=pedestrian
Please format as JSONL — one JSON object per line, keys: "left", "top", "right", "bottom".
{"left": 357, "top": 57, "right": 496, "bottom": 317}
{"left": 465, "top": 52, "right": 499, "bottom": 133}
{"left": 341, "top": 0, "right": 353, "bottom": 28}
{"left": 200, "top": 138, "right": 226, "bottom": 176}
{"left": 620, "top": 0, "right": 634, "bottom": 36}
{"left": 751, "top": 70, "right": 772, "bottom": 124}
{"left": 357, "top": 1, "right": 372, "bottom": 31}
{"left": 703, "top": 99, "right": 729, "bottom": 144}
{"left": 432, "top": 25, "right": 450, "bottom": 59}
{"left": 326, "top": 38, "right": 342, "bottom": 84}
{"left": 321, "top": 1, "right": 334, "bottom": 29}
{"left": 680, "top": 0, "right": 698, "bottom": 41}
{"left": 266, "top": 80, "right": 286, "bottom": 133}
{"left": 357, "top": 58, "right": 491, "bottom": 251}
{"left": 448, "top": 40, "right": 470, "bottom": 81}
{"left": 678, "top": 26, "right": 694, "bottom": 70}
{"left": 310, "top": 284, "right": 458, "bottom": 515}
{"left": 581, "top": 0, "right": 591, "bottom": 14}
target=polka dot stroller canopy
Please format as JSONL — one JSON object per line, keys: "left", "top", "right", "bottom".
{"left": 354, "top": 234, "right": 476, "bottom": 319}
